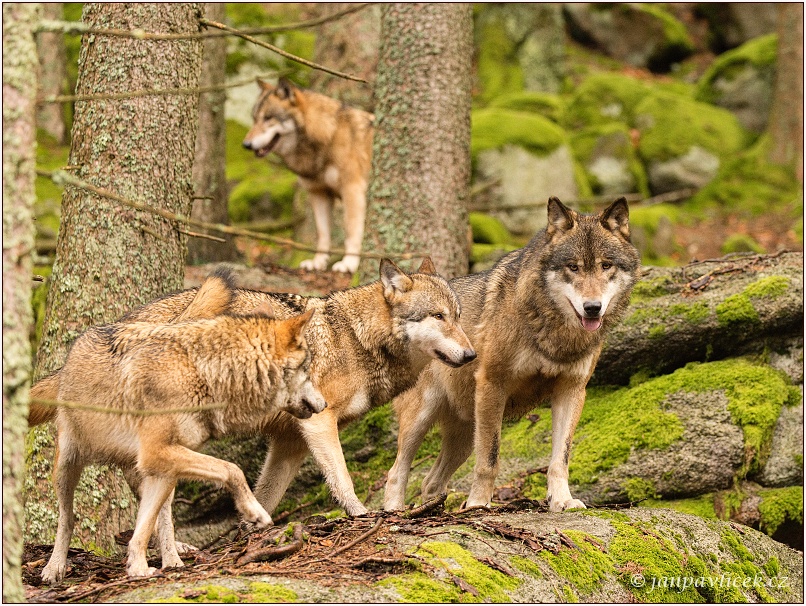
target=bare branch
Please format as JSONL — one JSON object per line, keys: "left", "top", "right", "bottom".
{"left": 31, "top": 398, "right": 226, "bottom": 416}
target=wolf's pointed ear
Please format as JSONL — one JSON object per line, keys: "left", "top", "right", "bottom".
{"left": 252, "top": 301, "right": 275, "bottom": 319}
{"left": 257, "top": 78, "right": 272, "bottom": 91}
{"left": 276, "top": 77, "right": 296, "bottom": 102}
{"left": 546, "top": 197, "right": 576, "bottom": 238}
{"left": 286, "top": 308, "right": 315, "bottom": 347}
{"left": 380, "top": 258, "right": 413, "bottom": 300}
{"left": 417, "top": 256, "right": 437, "bottom": 275}
{"left": 600, "top": 197, "right": 631, "bottom": 240}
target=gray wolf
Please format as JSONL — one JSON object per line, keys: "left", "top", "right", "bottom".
{"left": 383, "top": 197, "right": 640, "bottom": 513}
{"left": 36, "top": 270, "right": 326, "bottom": 583}
{"left": 31, "top": 259, "right": 476, "bottom": 526}
{"left": 242, "top": 77, "right": 374, "bottom": 274}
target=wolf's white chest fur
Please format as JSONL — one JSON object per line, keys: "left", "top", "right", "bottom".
{"left": 344, "top": 389, "right": 370, "bottom": 418}
{"left": 323, "top": 165, "right": 340, "bottom": 190}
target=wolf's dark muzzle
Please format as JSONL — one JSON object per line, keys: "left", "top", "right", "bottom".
{"left": 583, "top": 301, "right": 602, "bottom": 317}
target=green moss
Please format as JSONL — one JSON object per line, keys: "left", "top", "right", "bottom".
{"left": 384, "top": 541, "right": 519, "bottom": 602}
{"left": 721, "top": 233, "right": 765, "bottom": 255}
{"left": 521, "top": 471, "right": 548, "bottom": 500}
{"left": 159, "top": 585, "right": 242, "bottom": 603}
{"left": 562, "top": 584, "right": 578, "bottom": 602}
{"left": 697, "top": 34, "right": 777, "bottom": 104}
{"left": 668, "top": 301, "right": 710, "bottom": 325}
{"left": 763, "top": 556, "right": 780, "bottom": 578}
{"left": 743, "top": 276, "right": 790, "bottom": 299}
{"left": 635, "top": 4, "right": 694, "bottom": 67}
{"left": 624, "top": 478, "right": 659, "bottom": 502}
{"left": 635, "top": 92, "right": 750, "bottom": 163}
{"left": 469, "top": 212, "right": 512, "bottom": 245}
{"left": 471, "top": 108, "right": 567, "bottom": 159}
{"left": 509, "top": 555, "right": 543, "bottom": 579}
{"left": 247, "top": 582, "right": 297, "bottom": 603}
{"left": 758, "top": 486, "right": 803, "bottom": 536}
{"left": 563, "top": 73, "right": 652, "bottom": 130}
{"left": 488, "top": 91, "right": 565, "bottom": 122}
{"left": 540, "top": 530, "right": 612, "bottom": 596}
{"left": 474, "top": 15, "right": 524, "bottom": 102}
{"left": 630, "top": 275, "right": 674, "bottom": 303}
{"left": 716, "top": 293, "right": 760, "bottom": 326}
{"left": 470, "top": 243, "right": 519, "bottom": 265}
{"left": 648, "top": 324, "right": 666, "bottom": 339}
{"left": 642, "top": 494, "right": 718, "bottom": 520}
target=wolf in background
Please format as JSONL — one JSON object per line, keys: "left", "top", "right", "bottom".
{"left": 383, "top": 197, "right": 641, "bottom": 513}
{"left": 30, "top": 259, "right": 476, "bottom": 523}
{"left": 35, "top": 271, "right": 325, "bottom": 583}
{"left": 242, "top": 78, "right": 374, "bottom": 274}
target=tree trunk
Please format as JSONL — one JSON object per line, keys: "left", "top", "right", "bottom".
{"left": 359, "top": 3, "right": 473, "bottom": 281}
{"left": 36, "top": 2, "right": 67, "bottom": 144}
{"left": 767, "top": 3, "right": 803, "bottom": 182}
{"left": 594, "top": 252, "right": 803, "bottom": 385}
{"left": 27, "top": 2, "right": 203, "bottom": 555}
{"left": 309, "top": 3, "right": 380, "bottom": 111}
{"left": 187, "top": 3, "right": 239, "bottom": 264}
{"left": 3, "top": 5, "right": 40, "bottom": 599}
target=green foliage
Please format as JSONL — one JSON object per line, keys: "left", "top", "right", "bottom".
{"left": 635, "top": 92, "right": 750, "bottom": 163}
{"left": 697, "top": 34, "right": 778, "bottom": 103}
{"left": 758, "top": 486, "right": 804, "bottom": 536}
{"left": 471, "top": 108, "right": 567, "bottom": 159}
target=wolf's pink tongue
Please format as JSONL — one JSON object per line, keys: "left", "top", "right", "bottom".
{"left": 582, "top": 317, "right": 602, "bottom": 331}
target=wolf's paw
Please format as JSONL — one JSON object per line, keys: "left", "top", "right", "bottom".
{"left": 300, "top": 254, "right": 329, "bottom": 272}
{"left": 127, "top": 562, "right": 157, "bottom": 578}
{"left": 243, "top": 503, "right": 272, "bottom": 529}
{"left": 345, "top": 502, "right": 369, "bottom": 517}
{"left": 41, "top": 561, "right": 66, "bottom": 585}
{"left": 331, "top": 256, "right": 359, "bottom": 274}
{"left": 161, "top": 553, "right": 185, "bottom": 569}
{"left": 549, "top": 497, "right": 586, "bottom": 512}
{"left": 174, "top": 541, "right": 198, "bottom": 555}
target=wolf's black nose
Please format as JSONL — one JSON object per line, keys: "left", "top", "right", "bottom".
{"left": 462, "top": 349, "right": 477, "bottom": 364}
{"left": 583, "top": 301, "right": 602, "bottom": 316}
{"left": 242, "top": 140, "right": 252, "bottom": 149}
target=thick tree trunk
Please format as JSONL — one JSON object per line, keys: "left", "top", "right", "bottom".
{"left": 594, "top": 252, "right": 803, "bottom": 385}
{"left": 36, "top": 2, "right": 67, "bottom": 143}
{"left": 3, "top": 5, "right": 40, "bottom": 600}
{"left": 359, "top": 3, "right": 473, "bottom": 281}
{"left": 187, "top": 3, "right": 239, "bottom": 264}
{"left": 27, "top": 2, "right": 203, "bottom": 555}
{"left": 310, "top": 3, "right": 380, "bottom": 111}
{"left": 767, "top": 3, "right": 803, "bottom": 181}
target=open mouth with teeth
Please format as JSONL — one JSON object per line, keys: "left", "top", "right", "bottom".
{"left": 254, "top": 133, "right": 281, "bottom": 157}
{"left": 434, "top": 350, "right": 463, "bottom": 368}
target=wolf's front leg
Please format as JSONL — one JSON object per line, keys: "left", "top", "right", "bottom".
{"left": 300, "top": 191, "right": 333, "bottom": 272}
{"left": 331, "top": 183, "right": 366, "bottom": 274}
{"left": 465, "top": 373, "right": 508, "bottom": 508}
{"left": 546, "top": 381, "right": 587, "bottom": 512}
{"left": 299, "top": 408, "right": 368, "bottom": 516}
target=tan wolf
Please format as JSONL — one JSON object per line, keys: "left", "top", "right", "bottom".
{"left": 242, "top": 78, "right": 373, "bottom": 274}
{"left": 383, "top": 197, "right": 640, "bottom": 513}
{"left": 29, "top": 259, "right": 476, "bottom": 522}
{"left": 36, "top": 271, "right": 325, "bottom": 583}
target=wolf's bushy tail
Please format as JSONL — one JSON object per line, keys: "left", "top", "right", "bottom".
{"left": 174, "top": 267, "right": 236, "bottom": 322}
{"left": 28, "top": 372, "right": 60, "bottom": 426}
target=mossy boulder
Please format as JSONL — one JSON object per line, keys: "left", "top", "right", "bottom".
{"left": 634, "top": 91, "right": 751, "bottom": 193}
{"left": 570, "top": 122, "right": 649, "bottom": 196}
{"left": 471, "top": 108, "right": 567, "bottom": 159}
{"left": 696, "top": 34, "right": 777, "bottom": 133}
{"left": 563, "top": 73, "right": 653, "bottom": 130}
{"left": 487, "top": 91, "right": 565, "bottom": 123}
{"left": 563, "top": 3, "right": 694, "bottom": 72}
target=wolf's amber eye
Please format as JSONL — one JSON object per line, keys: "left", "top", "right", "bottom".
{"left": 568, "top": 264, "right": 579, "bottom": 272}
{"left": 432, "top": 313, "right": 444, "bottom": 321}
{"left": 601, "top": 262, "right": 612, "bottom": 270}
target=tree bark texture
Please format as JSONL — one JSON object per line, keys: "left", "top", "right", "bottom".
{"left": 359, "top": 3, "right": 473, "bottom": 281}
{"left": 767, "top": 3, "right": 803, "bottom": 181}
{"left": 27, "top": 2, "right": 203, "bottom": 554}
{"left": 36, "top": 2, "right": 67, "bottom": 144}
{"left": 310, "top": 3, "right": 380, "bottom": 111}
{"left": 187, "top": 3, "right": 239, "bottom": 264}
{"left": 3, "top": 5, "right": 40, "bottom": 600}
{"left": 594, "top": 252, "right": 803, "bottom": 385}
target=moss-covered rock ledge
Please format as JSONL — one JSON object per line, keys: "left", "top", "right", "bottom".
{"left": 113, "top": 508, "right": 802, "bottom": 603}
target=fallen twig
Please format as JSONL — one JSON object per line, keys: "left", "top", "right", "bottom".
{"left": 326, "top": 518, "right": 383, "bottom": 559}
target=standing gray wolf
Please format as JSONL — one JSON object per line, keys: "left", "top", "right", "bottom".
{"left": 30, "top": 259, "right": 476, "bottom": 523}
{"left": 383, "top": 197, "right": 640, "bottom": 513}
{"left": 36, "top": 271, "right": 326, "bottom": 583}
{"left": 242, "top": 77, "right": 374, "bottom": 274}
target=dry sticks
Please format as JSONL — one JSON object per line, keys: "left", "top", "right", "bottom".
{"left": 36, "top": 168, "right": 429, "bottom": 262}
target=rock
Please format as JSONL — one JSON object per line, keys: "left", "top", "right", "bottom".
{"left": 570, "top": 122, "right": 649, "bottom": 196}
{"left": 647, "top": 145, "right": 721, "bottom": 192}
{"left": 698, "top": 3, "right": 779, "bottom": 52}
{"left": 117, "top": 508, "right": 804, "bottom": 604}
{"left": 564, "top": 73, "right": 653, "bottom": 130}
{"left": 563, "top": 3, "right": 694, "bottom": 72}
{"left": 696, "top": 35, "right": 777, "bottom": 133}
{"left": 757, "top": 400, "right": 804, "bottom": 488}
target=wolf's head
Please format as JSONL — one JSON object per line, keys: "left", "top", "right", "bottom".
{"left": 380, "top": 258, "right": 477, "bottom": 368}
{"left": 537, "top": 197, "right": 640, "bottom": 333}
{"left": 242, "top": 78, "right": 303, "bottom": 159}
{"left": 253, "top": 305, "right": 327, "bottom": 419}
